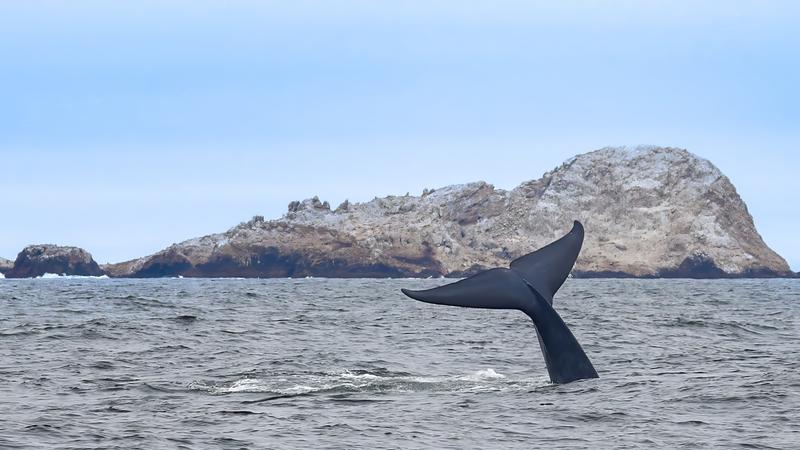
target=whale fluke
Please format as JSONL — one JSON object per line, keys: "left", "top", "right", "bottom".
{"left": 401, "top": 220, "right": 598, "bottom": 384}
{"left": 401, "top": 268, "right": 531, "bottom": 310}
{"left": 510, "top": 220, "right": 584, "bottom": 304}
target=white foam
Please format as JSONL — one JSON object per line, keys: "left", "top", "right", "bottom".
{"left": 188, "top": 378, "right": 326, "bottom": 396}
{"left": 40, "top": 273, "right": 63, "bottom": 278}
{"left": 224, "top": 378, "right": 267, "bottom": 393}
{"left": 188, "top": 367, "right": 551, "bottom": 398}
{"left": 0, "top": 272, "right": 5, "bottom": 279}
{"left": 461, "top": 368, "right": 506, "bottom": 381}
{"left": 337, "top": 371, "right": 381, "bottom": 381}
{"left": 222, "top": 378, "right": 318, "bottom": 394}
{"left": 188, "top": 379, "right": 270, "bottom": 395}
{"left": 36, "top": 273, "right": 110, "bottom": 279}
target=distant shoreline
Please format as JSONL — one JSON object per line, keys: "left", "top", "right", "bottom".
{"left": 2, "top": 273, "right": 797, "bottom": 280}
{"left": 2, "top": 147, "right": 795, "bottom": 280}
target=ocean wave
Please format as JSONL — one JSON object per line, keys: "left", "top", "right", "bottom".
{"left": 3, "top": 279, "right": 798, "bottom": 449}
{"left": 36, "top": 273, "right": 110, "bottom": 279}
{"left": 187, "top": 368, "right": 547, "bottom": 400}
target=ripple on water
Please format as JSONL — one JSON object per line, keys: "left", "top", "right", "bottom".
{"left": 0, "top": 278, "right": 797, "bottom": 448}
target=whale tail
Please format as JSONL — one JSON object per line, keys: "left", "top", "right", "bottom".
{"left": 401, "top": 268, "right": 533, "bottom": 311}
{"left": 400, "top": 221, "right": 598, "bottom": 384}
{"left": 510, "top": 220, "right": 584, "bottom": 304}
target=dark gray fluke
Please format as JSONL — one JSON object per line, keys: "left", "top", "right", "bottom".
{"left": 401, "top": 221, "right": 598, "bottom": 384}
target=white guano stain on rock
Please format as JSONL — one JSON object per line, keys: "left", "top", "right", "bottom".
{"left": 104, "top": 146, "right": 792, "bottom": 278}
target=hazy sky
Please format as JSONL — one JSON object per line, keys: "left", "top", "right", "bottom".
{"left": 1, "top": 1, "right": 798, "bottom": 270}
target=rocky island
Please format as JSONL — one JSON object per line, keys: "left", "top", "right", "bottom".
{"left": 3, "top": 245, "right": 105, "bottom": 279}
{"left": 91, "top": 146, "right": 792, "bottom": 279}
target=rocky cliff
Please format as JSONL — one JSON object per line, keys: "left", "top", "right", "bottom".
{"left": 103, "top": 146, "right": 792, "bottom": 278}
{"left": 5, "top": 245, "right": 106, "bottom": 278}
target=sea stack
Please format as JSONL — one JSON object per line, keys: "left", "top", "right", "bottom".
{"left": 5, "top": 245, "right": 106, "bottom": 278}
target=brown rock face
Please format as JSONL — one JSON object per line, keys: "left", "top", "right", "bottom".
{"left": 5, "top": 245, "right": 106, "bottom": 278}
{"left": 106, "top": 146, "right": 792, "bottom": 278}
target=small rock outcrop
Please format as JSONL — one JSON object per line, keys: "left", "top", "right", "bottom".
{"left": 104, "top": 146, "right": 792, "bottom": 278}
{"left": 5, "top": 245, "right": 106, "bottom": 278}
{"left": 0, "top": 257, "right": 12, "bottom": 276}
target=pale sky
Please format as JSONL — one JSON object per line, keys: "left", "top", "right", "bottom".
{"left": 1, "top": 1, "right": 798, "bottom": 270}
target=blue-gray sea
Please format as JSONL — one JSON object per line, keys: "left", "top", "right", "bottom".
{"left": 0, "top": 278, "right": 798, "bottom": 449}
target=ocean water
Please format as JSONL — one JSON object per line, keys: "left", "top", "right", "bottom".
{"left": 0, "top": 278, "right": 798, "bottom": 449}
